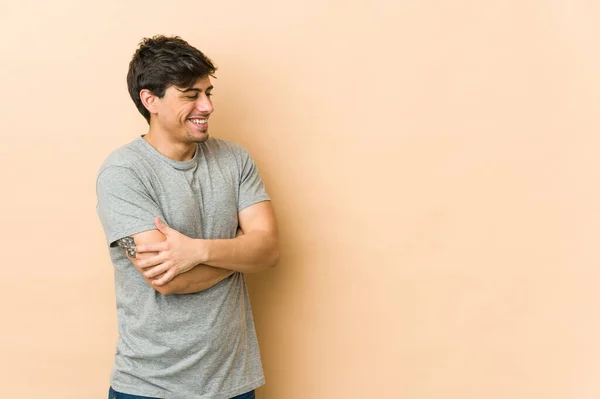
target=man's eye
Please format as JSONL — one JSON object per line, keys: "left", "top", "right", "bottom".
{"left": 206, "top": 92, "right": 213, "bottom": 97}
{"left": 187, "top": 95, "right": 198, "bottom": 100}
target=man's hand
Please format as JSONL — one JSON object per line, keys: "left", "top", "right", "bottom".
{"left": 135, "top": 217, "right": 203, "bottom": 286}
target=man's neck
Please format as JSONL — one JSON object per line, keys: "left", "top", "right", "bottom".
{"left": 143, "top": 127, "right": 196, "bottom": 162}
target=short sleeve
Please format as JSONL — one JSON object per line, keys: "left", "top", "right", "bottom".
{"left": 96, "top": 165, "right": 164, "bottom": 247}
{"left": 236, "top": 146, "right": 270, "bottom": 211}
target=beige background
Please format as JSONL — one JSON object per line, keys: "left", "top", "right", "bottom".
{"left": 1, "top": 0, "right": 599, "bottom": 398}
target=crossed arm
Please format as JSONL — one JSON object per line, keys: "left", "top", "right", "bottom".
{"left": 116, "top": 201, "right": 279, "bottom": 295}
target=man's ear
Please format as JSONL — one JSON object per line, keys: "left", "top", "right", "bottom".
{"left": 140, "top": 89, "right": 159, "bottom": 114}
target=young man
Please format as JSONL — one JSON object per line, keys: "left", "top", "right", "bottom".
{"left": 96, "top": 35, "right": 279, "bottom": 399}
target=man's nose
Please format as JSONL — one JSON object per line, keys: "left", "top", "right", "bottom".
{"left": 196, "top": 95, "right": 214, "bottom": 114}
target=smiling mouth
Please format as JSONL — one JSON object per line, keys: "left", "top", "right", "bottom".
{"left": 188, "top": 118, "right": 208, "bottom": 125}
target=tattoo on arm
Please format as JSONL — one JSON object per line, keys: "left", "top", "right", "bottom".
{"left": 116, "top": 236, "right": 136, "bottom": 258}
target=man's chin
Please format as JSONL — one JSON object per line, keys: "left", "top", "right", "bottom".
{"left": 186, "top": 130, "right": 209, "bottom": 143}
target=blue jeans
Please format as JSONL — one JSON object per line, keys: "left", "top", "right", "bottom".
{"left": 108, "top": 386, "right": 255, "bottom": 399}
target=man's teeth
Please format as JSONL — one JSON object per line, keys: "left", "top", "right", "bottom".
{"left": 190, "top": 119, "right": 207, "bottom": 125}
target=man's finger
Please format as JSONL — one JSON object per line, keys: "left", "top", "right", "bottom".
{"left": 153, "top": 270, "right": 174, "bottom": 286}
{"left": 138, "top": 254, "right": 165, "bottom": 269}
{"left": 136, "top": 242, "right": 167, "bottom": 253}
{"left": 144, "top": 263, "right": 170, "bottom": 279}
{"left": 155, "top": 217, "right": 173, "bottom": 235}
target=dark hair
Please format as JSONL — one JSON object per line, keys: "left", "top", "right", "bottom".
{"left": 127, "top": 35, "right": 217, "bottom": 123}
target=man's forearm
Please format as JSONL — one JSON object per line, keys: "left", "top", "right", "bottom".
{"left": 197, "top": 230, "right": 279, "bottom": 273}
{"left": 161, "top": 264, "right": 235, "bottom": 295}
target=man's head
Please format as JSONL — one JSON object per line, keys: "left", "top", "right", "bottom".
{"left": 127, "top": 35, "right": 217, "bottom": 143}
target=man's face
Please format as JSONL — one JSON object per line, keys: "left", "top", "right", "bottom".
{"left": 152, "top": 76, "right": 214, "bottom": 143}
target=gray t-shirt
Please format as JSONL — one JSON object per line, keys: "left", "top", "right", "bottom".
{"left": 96, "top": 136, "right": 269, "bottom": 399}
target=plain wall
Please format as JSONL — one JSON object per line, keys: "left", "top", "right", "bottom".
{"left": 1, "top": 0, "right": 599, "bottom": 398}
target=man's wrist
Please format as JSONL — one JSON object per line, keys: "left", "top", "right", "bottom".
{"left": 193, "top": 238, "right": 211, "bottom": 265}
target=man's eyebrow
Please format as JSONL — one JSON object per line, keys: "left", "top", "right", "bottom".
{"left": 178, "top": 86, "right": 214, "bottom": 93}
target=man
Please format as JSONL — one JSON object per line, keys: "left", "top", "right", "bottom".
{"left": 96, "top": 35, "right": 279, "bottom": 399}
